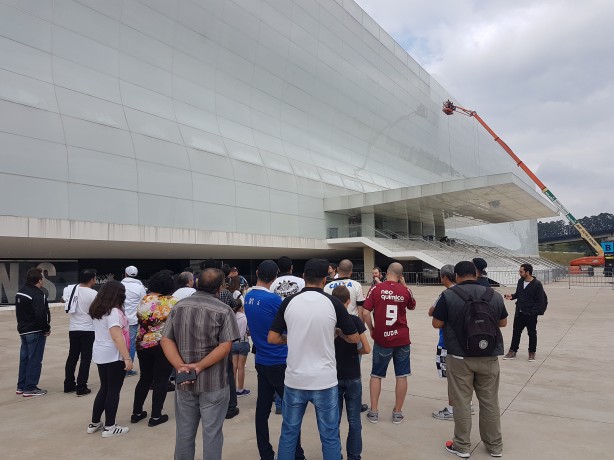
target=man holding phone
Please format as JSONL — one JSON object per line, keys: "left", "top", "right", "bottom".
{"left": 161, "top": 268, "right": 239, "bottom": 460}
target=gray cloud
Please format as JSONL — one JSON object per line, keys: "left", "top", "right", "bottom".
{"left": 355, "top": 0, "right": 614, "bottom": 216}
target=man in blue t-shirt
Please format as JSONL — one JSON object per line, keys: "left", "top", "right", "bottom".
{"left": 244, "top": 260, "right": 305, "bottom": 460}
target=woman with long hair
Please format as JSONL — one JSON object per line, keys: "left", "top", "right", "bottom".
{"left": 87, "top": 281, "right": 132, "bottom": 438}
{"left": 131, "top": 270, "right": 177, "bottom": 427}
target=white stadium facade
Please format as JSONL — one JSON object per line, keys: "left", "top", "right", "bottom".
{"left": 0, "top": 0, "right": 559, "bottom": 303}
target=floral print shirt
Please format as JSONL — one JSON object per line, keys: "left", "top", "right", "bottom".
{"left": 136, "top": 294, "right": 178, "bottom": 350}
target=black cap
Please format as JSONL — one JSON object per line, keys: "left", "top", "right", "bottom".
{"left": 472, "top": 258, "right": 487, "bottom": 271}
{"left": 257, "top": 260, "right": 278, "bottom": 282}
{"left": 304, "top": 258, "right": 329, "bottom": 278}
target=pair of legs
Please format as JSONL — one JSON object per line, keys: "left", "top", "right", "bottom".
{"left": 446, "top": 355, "right": 503, "bottom": 456}
{"left": 226, "top": 355, "right": 238, "bottom": 414}
{"left": 132, "top": 345, "right": 173, "bottom": 419}
{"left": 174, "top": 387, "right": 229, "bottom": 460}
{"left": 254, "top": 363, "right": 305, "bottom": 460}
{"left": 510, "top": 314, "right": 538, "bottom": 353}
{"left": 231, "top": 341, "right": 249, "bottom": 390}
{"left": 369, "top": 343, "right": 411, "bottom": 413}
{"left": 128, "top": 324, "right": 138, "bottom": 361}
{"left": 92, "top": 361, "right": 125, "bottom": 427}
{"left": 17, "top": 332, "right": 46, "bottom": 391}
{"left": 64, "top": 330, "right": 94, "bottom": 392}
{"left": 338, "top": 378, "right": 363, "bottom": 460}
{"left": 278, "top": 385, "right": 340, "bottom": 460}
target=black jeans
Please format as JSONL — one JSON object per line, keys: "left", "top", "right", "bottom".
{"left": 92, "top": 361, "right": 126, "bottom": 427}
{"left": 64, "top": 330, "right": 95, "bottom": 392}
{"left": 227, "top": 354, "right": 237, "bottom": 410}
{"left": 510, "top": 313, "right": 538, "bottom": 353}
{"left": 133, "top": 345, "right": 173, "bottom": 418}
{"left": 255, "top": 363, "right": 305, "bottom": 460}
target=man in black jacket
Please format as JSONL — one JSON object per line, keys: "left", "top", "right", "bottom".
{"left": 503, "top": 263, "right": 546, "bottom": 362}
{"left": 15, "top": 267, "right": 51, "bottom": 397}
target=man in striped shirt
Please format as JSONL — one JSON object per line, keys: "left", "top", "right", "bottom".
{"left": 161, "top": 268, "right": 239, "bottom": 460}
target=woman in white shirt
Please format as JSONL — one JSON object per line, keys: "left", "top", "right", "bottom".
{"left": 87, "top": 281, "right": 133, "bottom": 438}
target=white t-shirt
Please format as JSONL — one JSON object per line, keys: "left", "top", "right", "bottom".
{"left": 235, "top": 311, "right": 248, "bottom": 341}
{"left": 121, "top": 277, "right": 147, "bottom": 326}
{"left": 66, "top": 285, "right": 97, "bottom": 332}
{"left": 92, "top": 308, "right": 125, "bottom": 364}
{"left": 270, "top": 289, "right": 358, "bottom": 390}
{"left": 324, "top": 277, "right": 365, "bottom": 317}
{"left": 270, "top": 275, "right": 305, "bottom": 299}
{"left": 173, "top": 287, "right": 196, "bottom": 300}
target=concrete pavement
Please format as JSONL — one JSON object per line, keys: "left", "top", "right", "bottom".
{"left": 1, "top": 282, "right": 611, "bottom": 459}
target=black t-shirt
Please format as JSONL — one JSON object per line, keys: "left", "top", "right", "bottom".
{"left": 335, "top": 315, "right": 366, "bottom": 380}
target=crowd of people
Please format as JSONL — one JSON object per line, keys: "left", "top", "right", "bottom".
{"left": 14, "top": 256, "right": 547, "bottom": 459}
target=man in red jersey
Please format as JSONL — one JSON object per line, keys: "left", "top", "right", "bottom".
{"left": 362, "top": 262, "right": 416, "bottom": 425}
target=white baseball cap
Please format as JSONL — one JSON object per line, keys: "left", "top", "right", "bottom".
{"left": 125, "top": 265, "right": 138, "bottom": 277}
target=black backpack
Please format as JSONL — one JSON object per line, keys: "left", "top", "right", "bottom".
{"left": 450, "top": 286, "right": 500, "bottom": 357}
{"left": 536, "top": 281, "right": 548, "bottom": 315}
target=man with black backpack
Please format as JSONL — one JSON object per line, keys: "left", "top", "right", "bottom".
{"left": 503, "top": 263, "right": 547, "bottom": 362}
{"left": 432, "top": 261, "right": 508, "bottom": 458}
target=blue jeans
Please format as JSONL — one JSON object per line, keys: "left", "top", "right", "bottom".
{"left": 129, "top": 324, "right": 138, "bottom": 361}
{"left": 278, "top": 386, "right": 341, "bottom": 460}
{"left": 17, "top": 332, "right": 47, "bottom": 391}
{"left": 275, "top": 393, "right": 282, "bottom": 411}
{"left": 371, "top": 343, "right": 411, "bottom": 378}
{"left": 338, "top": 379, "right": 362, "bottom": 460}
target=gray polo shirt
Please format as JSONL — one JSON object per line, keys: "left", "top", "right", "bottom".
{"left": 162, "top": 291, "right": 239, "bottom": 393}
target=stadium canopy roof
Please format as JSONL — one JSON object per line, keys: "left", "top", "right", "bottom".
{"left": 324, "top": 173, "right": 559, "bottom": 227}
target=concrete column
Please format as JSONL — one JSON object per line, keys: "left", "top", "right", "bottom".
{"left": 363, "top": 247, "right": 375, "bottom": 278}
{"left": 409, "top": 221, "right": 422, "bottom": 236}
{"left": 361, "top": 212, "right": 375, "bottom": 237}
{"left": 434, "top": 210, "right": 446, "bottom": 239}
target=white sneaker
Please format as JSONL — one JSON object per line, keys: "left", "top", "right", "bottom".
{"left": 101, "top": 425, "right": 129, "bottom": 438}
{"left": 86, "top": 422, "right": 103, "bottom": 434}
{"left": 433, "top": 407, "right": 454, "bottom": 420}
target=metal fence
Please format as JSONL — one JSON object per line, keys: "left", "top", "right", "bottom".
{"left": 565, "top": 266, "right": 614, "bottom": 288}
{"left": 350, "top": 268, "right": 570, "bottom": 287}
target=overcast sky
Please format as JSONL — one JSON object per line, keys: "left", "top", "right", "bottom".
{"left": 355, "top": 0, "right": 613, "bottom": 219}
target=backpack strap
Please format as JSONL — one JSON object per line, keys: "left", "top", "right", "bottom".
{"left": 450, "top": 285, "right": 471, "bottom": 302}
{"left": 65, "top": 284, "right": 78, "bottom": 313}
{"left": 481, "top": 287, "right": 495, "bottom": 302}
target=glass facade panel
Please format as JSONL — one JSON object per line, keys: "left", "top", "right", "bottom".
{"left": 0, "top": 0, "right": 541, "bottom": 255}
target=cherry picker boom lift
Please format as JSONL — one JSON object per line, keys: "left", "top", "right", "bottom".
{"left": 442, "top": 100, "right": 604, "bottom": 266}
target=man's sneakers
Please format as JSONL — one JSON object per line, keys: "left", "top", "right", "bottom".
{"left": 236, "top": 389, "right": 251, "bottom": 397}
{"left": 16, "top": 389, "right": 24, "bottom": 395}
{"left": 360, "top": 403, "right": 368, "bottom": 413}
{"left": 366, "top": 408, "right": 404, "bottom": 424}
{"left": 503, "top": 351, "right": 517, "bottom": 360}
{"left": 76, "top": 388, "right": 92, "bottom": 397}
{"left": 489, "top": 452, "right": 503, "bottom": 457}
{"left": 528, "top": 352, "right": 536, "bottom": 362}
{"left": 226, "top": 407, "right": 240, "bottom": 419}
{"left": 101, "top": 424, "right": 130, "bottom": 438}
{"left": 433, "top": 407, "right": 454, "bottom": 420}
{"left": 445, "top": 440, "right": 470, "bottom": 458}
{"left": 87, "top": 422, "right": 103, "bottom": 434}
{"left": 22, "top": 387, "right": 47, "bottom": 397}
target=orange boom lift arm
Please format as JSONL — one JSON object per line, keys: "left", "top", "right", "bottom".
{"left": 442, "top": 100, "right": 604, "bottom": 264}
